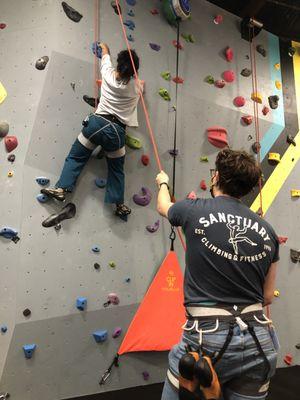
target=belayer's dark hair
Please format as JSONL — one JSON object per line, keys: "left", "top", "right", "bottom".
{"left": 116, "top": 49, "right": 139, "bottom": 84}
{"left": 215, "top": 149, "right": 262, "bottom": 198}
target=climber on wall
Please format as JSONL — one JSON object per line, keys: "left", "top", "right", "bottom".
{"left": 41, "top": 43, "right": 144, "bottom": 219}
{"left": 156, "top": 149, "right": 279, "bottom": 400}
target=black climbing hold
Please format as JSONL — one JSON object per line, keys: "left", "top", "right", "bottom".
{"left": 0, "top": 392, "right": 10, "bottom": 400}
{"left": 290, "top": 249, "right": 300, "bottom": 263}
{"left": 7, "top": 154, "right": 15, "bottom": 163}
{"left": 295, "top": 343, "right": 300, "bottom": 350}
{"left": 241, "top": 68, "right": 252, "bottom": 77}
{"left": 94, "top": 263, "right": 100, "bottom": 270}
{"left": 35, "top": 56, "right": 49, "bottom": 71}
{"left": 111, "top": 1, "right": 121, "bottom": 15}
{"left": 287, "top": 134, "right": 296, "bottom": 146}
{"left": 62, "top": 2, "right": 83, "bottom": 23}
{"left": 0, "top": 121, "right": 9, "bottom": 138}
{"left": 42, "top": 203, "right": 76, "bottom": 228}
{"left": 288, "top": 46, "right": 296, "bottom": 57}
{"left": 168, "top": 149, "right": 178, "bottom": 157}
{"left": 268, "top": 95, "right": 279, "bottom": 110}
{"left": 252, "top": 142, "right": 261, "bottom": 154}
{"left": 23, "top": 308, "right": 31, "bottom": 317}
{"left": 83, "top": 95, "right": 99, "bottom": 108}
{"left": 256, "top": 45, "right": 267, "bottom": 57}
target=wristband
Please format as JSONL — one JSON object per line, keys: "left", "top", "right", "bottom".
{"left": 159, "top": 182, "right": 170, "bottom": 190}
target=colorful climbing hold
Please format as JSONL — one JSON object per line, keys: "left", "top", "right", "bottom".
{"left": 274, "top": 290, "right": 280, "bottom": 297}
{"left": 200, "top": 180, "right": 207, "bottom": 191}
{"left": 7, "top": 171, "right": 13, "bottom": 178}
{"left": 225, "top": 47, "right": 234, "bottom": 62}
{"left": 0, "top": 82, "right": 8, "bottom": 104}
{"left": 262, "top": 106, "right": 269, "bottom": 116}
{"left": 142, "top": 371, "right": 150, "bottom": 381}
{"left": 111, "top": 1, "right": 121, "bottom": 15}
{"left": 0, "top": 23, "right": 7, "bottom": 29}
{"left": 62, "top": 2, "right": 83, "bottom": 22}
{"left": 133, "top": 187, "right": 152, "bottom": 206}
{"left": 241, "top": 68, "right": 252, "bottom": 77}
{"left": 268, "top": 153, "right": 281, "bottom": 164}
{"left": 93, "top": 330, "right": 108, "bottom": 343}
{"left": 205, "top": 75, "right": 214, "bottom": 85}
{"left": 150, "top": 8, "right": 159, "bottom": 15}
{"left": 0, "top": 121, "right": 9, "bottom": 138}
{"left": 161, "top": 71, "right": 171, "bottom": 81}
{"left": 284, "top": 354, "right": 293, "bottom": 366}
{"left": 112, "top": 327, "right": 122, "bottom": 338}
{"left": 234, "top": 96, "right": 246, "bottom": 107}
{"left": 94, "top": 263, "right": 100, "bottom": 270}
{"left": 124, "top": 20, "right": 135, "bottom": 31}
{"left": 274, "top": 63, "right": 280, "bottom": 70}
{"left": 92, "top": 246, "right": 100, "bottom": 253}
{"left": 35, "top": 56, "right": 49, "bottom": 71}
{"left": 252, "top": 142, "right": 261, "bottom": 154}
{"left": 181, "top": 33, "right": 195, "bottom": 43}
{"left": 223, "top": 70, "right": 235, "bottom": 83}
{"left": 275, "top": 80, "right": 282, "bottom": 90}
{"left": 23, "top": 344, "right": 37, "bottom": 359}
{"left": 91, "top": 41, "right": 102, "bottom": 58}
{"left": 187, "top": 191, "right": 197, "bottom": 200}
{"left": 7, "top": 154, "right": 15, "bottom": 163}
{"left": 23, "top": 308, "right": 31, "bottom": 317}
{"left": 103, "top": 293, "right": 120, "bottom": 307}
{"left": 36, "top": 194, "right": 49, "bottom": 203}
{"left": 291, "top": 189, "right": 300, "bottom": 198}
{"left": 96, "top": 79, "right": 102, "bottom": 87}
{"left": 207, "top": 126, "right": 228, "bottom": 149}
{"left": 0, "top": 325, "right": 7, "bottom": 333}
{"left": 172, "top": 40, "right": 183, "bottom": 50}
{"left": 215, "top": 79, "right": 226, "bottom": 88}
{"left": 278, "top": 236, "right": 288, "bottom": 244}
{"left": 200, "top": 156, "right": 209, "bottom": 162}
{"left": 287, "top": 134, "right": 296, "bottom": 146}
{"left": 76, "top": 297, "right": 87, "bottom": 311}
{"left": 109, "top": 261, "right": 116, "bottom": 268}
{"left": 127, "top": 34, "right": 134, "bottom": 42}
{"left": 172, "top": 76, "right": 184, "bottom": 84}
{"left": 125, "top": 134, "right": 142, "bottom": 149}
{"left": 149, "top": 43, "right": 161, "bottom": 52}
{"left": 146, "top": 220, "right": 160, "bottom": 233}
{"left": 127, "top": 9, "right": 134, "bottom": 17}
{"left": 158, "top": 88, "right": 171, "bottom": 101}
{"left": 213, "top": 15, "right": 223, "bottom": 25}
{"left": 268, "top": 95, "right": 279, "bottom": 110}
{"left": 95, "top": 178, "right": 107, "bottom": 188}
{"left": 126, "top": 0, "right": 136, "bottom": 5}
{"left": 256, "top": 45, "right": 267, "bottom": 57}
{"left": 251, "top": 92, "right": 263, "bottom": 104}
{"left": 141, "top": 154, "right": 150, "bottom": 166}
{"left": 241, "top": 115, "right": 253, "bottom": 125}
{"left": 0, "top": 227, "right": 19, "bottom": 241}
{"left": 36, "top": 177, "right": 50, "bottom": 186}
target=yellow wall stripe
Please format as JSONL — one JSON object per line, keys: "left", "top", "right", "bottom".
{"left": 251, "top": 42, "right": 300, "bottom": 215}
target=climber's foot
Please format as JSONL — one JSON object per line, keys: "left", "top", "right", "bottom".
{"left": 41, "top": 188, "right": 66, "bottom": 202}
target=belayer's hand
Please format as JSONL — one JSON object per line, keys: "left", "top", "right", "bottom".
{"left": 156, "top": 171, "right": 169, "bottom": 188}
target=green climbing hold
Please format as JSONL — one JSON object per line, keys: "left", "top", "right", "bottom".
{"left": 125, "top": 134, "right": 142, "bottom": 149}
{"left": 181, "top": 33, "right": 195, "bottom": 43}
{"left": 200, "top": 156, "right": 209, "bottom": 162}
{"left": 205, "top": 75, "right": 214, "bottom": 84}
{"left": 109, "top": 261, "right": 116, "bottom": 269}
{"left": 161, "top": 71, "right": 171, "bottom": 81}
{"left": 159, "top": 88, "right": 171, "bottom": 101}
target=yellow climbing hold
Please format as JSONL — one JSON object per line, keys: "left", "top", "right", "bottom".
{"left": 274, "top": 290, "right": 280, "bottom": 297}
{"left": 274, "top": 63, "right": 280, "bottom": 70}
{"left": 251, "top": 92, "right": 263, "bottom": 104}
{"left": 0, "top": 81, "right": 7, "bottom": 104}
{"left": 275, "top": 80, "right": 282, "bottom": 90}
{"left": 7, "top": 171, "right": 14, "bottom": 177}
{"left": 291, "top": 189, "right": 300, "bottom": 197}
{"left": 268, "top": 153, "right": 281, "bottom": 163}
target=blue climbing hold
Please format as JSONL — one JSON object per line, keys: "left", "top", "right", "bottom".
{"left": 1, "top": 325, "right": 8, "bottom": 333}
{"left": 36, "top": 193, "right": 49, "bottom": 203}
{"left": 91, "top": 42, "right": 102, "bottom": 59}
{"left": 23, "top": 344, "right": 37, "bottom": 359}
{"left": 126, "top": 0, "right": 136, "bottom": 6}
{"left": 76, "top": 297, "right": 87, "bottom": 311}
{"left": 124, "top": 20, "right": 135, "bottom": 30}
{"left": 36, "top": 177, "right": 50, "bottom": 186}
{"left": 0, "top": 227, "right": 18, "bottom": 240}
{"left": 93, "top": 330, "right": 108, "bottom": 343}
{"left": 128, "top": 9, "right": 135, "bottom": 17}
{"left": 92, "top": 246, "right": 100, "bottom": 253}
{"left": 127, "top": 34, "right": 134, "bottom": 42}
{"left": 95, "top": 178, "right": 107, "bottom": 188}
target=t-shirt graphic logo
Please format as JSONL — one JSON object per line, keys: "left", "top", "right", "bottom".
{"left": 227, "top": 222, "right": 258, "bottom": 255}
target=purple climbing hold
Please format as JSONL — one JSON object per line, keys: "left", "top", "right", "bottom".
{"left": 133, "top": 187, "right": 152, "bottom": 206}
{"left": 149, "top": 43, "right": 161, "bottom": 51}
{"left": 146, "top": 220, "right": 160, "bottom": 233}
{"left": 142, "top": 371, "right": 150, "bottom": 381}
{"left": 112, "top": 327, "right": 122, "bottom": 338}
{"left": 126, "top": 0, "right": 136, "bottom": 6}
{"left": 61, "top": 2, "right": 83, "bottom": 23}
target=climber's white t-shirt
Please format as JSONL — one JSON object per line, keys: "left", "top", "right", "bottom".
{"left": 96, "top": 54, "right": 141, "bottom": 127}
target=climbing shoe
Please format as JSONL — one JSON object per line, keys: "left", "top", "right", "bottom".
{"left": 41, "top": 188, "right": 66, "bottom": 202}
{"left": 83, "top": 95, "right": 100, "bottom": 108}
{"left": 62, "top": 1, "right": 83, "bottom": 23}
{"left": 42, "top": 203, "right": 76, "bottom": 228}
{"left": 115, "top": 204, "right": 131, "bottom": 218}
{"left": 158, "top": 88, "right": 171, "bottom": 101}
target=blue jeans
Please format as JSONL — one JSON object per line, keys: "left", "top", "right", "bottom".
{"left": 56, "top": 114, "right": 126, "bottom": 204}
{"left": 161, "top": 321, "right": 278, "bottom": 400}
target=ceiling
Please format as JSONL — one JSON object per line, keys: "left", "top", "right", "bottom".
{"left": 207, "top": 0, "right": 300, "bottom": 42}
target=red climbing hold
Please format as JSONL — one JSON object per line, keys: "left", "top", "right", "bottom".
{"left": 225, "top": 47, "right": 234, "bottom": 62}
{"left": 284, "top": 354, "right": 293, "bottom": 366}
{"left": 278, "top": 236, "right": 288, "bottom": 244}
{"left": 141, "top": 154, "right": 150, "bottom": 166}
{"left": 262, "top": 106, "right": 269, "bottom": 115}
{"left": 172, "top": 40, "right": 183, "bottom": 50}
{"left": 5, "top": 136, "right": 18, "bottom": 153}
{"left": 200, "top": 180, "right": 207, "bottom": 191}
{"left": 187, "top": 191, "right": 197, "bottom": 200}
{"left": 215, "top": 79, "right": 226, "bottom": 88}
{"left": 241, "top": 115, "right": 253, "bottom": 125}
{"left": 234, "top": 96, "right": 246, "bottom": 107}
{"left": 207, "top": 126, "right": 228, "bottom": 149}
{"left": 0, "top": 23, "right": 7, "bottom": 29}
{"left": 214, "top": 15, "right": 223, "bottom": 25}
{"left": 96, "top": 79, "right": 102, "bottom": 87}
{"left": 150, "top": 8, "right": 159, "bottom": 15}
{"left": 172, "top": 76, "right": 184, "bottom": 84}
{"left": 223, "top": 70, "right": 235, "bottom": 83}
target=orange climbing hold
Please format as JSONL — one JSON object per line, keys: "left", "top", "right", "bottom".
{"left": 96, "top": 79, "right": 102, "bottom": 87}
{"left": 284, "top": 354, "right": 293, "bottom": 366}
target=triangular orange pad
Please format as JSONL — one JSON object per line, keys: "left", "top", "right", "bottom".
{"left": 118, "top": 251, "right": 185, "bottom": 355}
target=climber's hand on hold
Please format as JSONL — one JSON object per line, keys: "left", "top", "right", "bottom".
{"left": 156, "top": 171, "right": 169, "bottom": 188}
{"left": 100, "top": 43, "right": 110, "bottom": 56}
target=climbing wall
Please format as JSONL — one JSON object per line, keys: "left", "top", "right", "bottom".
{"left": 0, "top": 0, "right": 299, "bottom": 399}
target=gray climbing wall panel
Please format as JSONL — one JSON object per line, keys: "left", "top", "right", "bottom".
{"left": 0, "top": 0, "right": 299, "bottom": 399}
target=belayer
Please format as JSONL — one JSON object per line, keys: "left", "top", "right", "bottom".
{"left": 156, "top": 149, "right": 280, "bottom": 400}
{"left": 42, "top": 43, "right": 144, "bottom": 219}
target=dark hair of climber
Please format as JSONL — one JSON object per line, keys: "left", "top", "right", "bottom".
{"left": 116, "top": 49, "right": 140, "bottom": 84}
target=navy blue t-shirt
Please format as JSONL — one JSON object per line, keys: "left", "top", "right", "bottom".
{"left": 168, "top": 196, "right": 280, "bottom": 306}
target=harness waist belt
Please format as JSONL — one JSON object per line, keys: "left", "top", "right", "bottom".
{"left": 96, "top": 113, "right": 126, "bottom": 129}
{"left": 186, "top": 303, "right": 262, "bottom": 318}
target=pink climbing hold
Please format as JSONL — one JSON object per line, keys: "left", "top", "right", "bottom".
{"left": 200, "top": 180, "right": 207, "bottom": 191}
{"left": 234, "top": 96, "right": 246, "bottom": 107}
{"left": 0, "top": 23, "right": 7, "bottom": 29}
{"left": 141, "top": 154, "right": 150, "bottom": 166}
{"left": 187, "top": 191, "right": 197, "bottom": 200}
{"left": 241, "top": 115, "right": 253, "bottom": 125}
{"left": 112, "top": 327, "right": 122, "bottom": 338}
{"left": 150, "top": 8, "right": 159, "bottom": 15}
{"left": 214, "top": 15, "right": 223, "bottom": 25}
{"left": 5, "top": 136, "right": 18, "bottom": 153}
{"left": 207, "top": 126, "right": 228, "bottom": 149}
{"left": 262, "top": 106, "right": 270, "bottom": 115}
{"left": 172, "top": 76, "right": 184, "bottom": 84}
{"left": 223, "top": 70, "right": 235, "bottom": 83}
{"left": 225, "top": 47, "right": 234, "bottom": 62}
{"left": 172, "top": 40, "right": 183, "bottom": 50}
{"left": 215, "top": 79, "right": 226, "bottom": 88}
{"left": 278, "top": 236, "right": 288, "bottom": 244}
